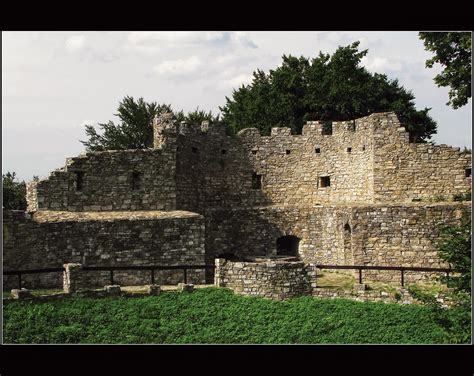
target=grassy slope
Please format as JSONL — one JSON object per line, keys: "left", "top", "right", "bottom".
{"left": 3, "top": 287, "right": 466, "bottom": 344}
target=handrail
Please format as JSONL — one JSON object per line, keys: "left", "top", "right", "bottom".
{"left": 315, "top": 264, "right": 452, "bottom": 286}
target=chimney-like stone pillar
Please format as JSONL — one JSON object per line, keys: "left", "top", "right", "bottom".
{"left": 63, "top": 263, "right": 83, "bottom": 294}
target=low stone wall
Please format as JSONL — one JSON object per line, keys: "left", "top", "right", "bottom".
{"left": 3, "top": 210, "right": 206, "bottom": 289}
{"left": 214, "top": 257, "right": 317, "bottom": 300}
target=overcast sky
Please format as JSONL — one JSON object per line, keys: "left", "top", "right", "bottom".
{"left": 2, "top": 31, "right": 472, "bottom": 182}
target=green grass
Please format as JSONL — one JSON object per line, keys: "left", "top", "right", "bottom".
{"left": 3, "top": 287, "right": 470, "bottom": 344}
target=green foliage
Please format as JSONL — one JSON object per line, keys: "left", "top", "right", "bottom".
{"left": 453, "top": 191, "right": 471, "bottom": 202}
{"left": 80, "top": 97, "right": 219, "bottom": 151}
{"left": 2, "top": 171, "right": 27, "bottom": 210}
{"left": 437, "top": 209, "right": 471, "bottom": 293}
{"left": 419, "top": 32, "right": 471, "bottom": 109}
{"left": 433, "top": 195, "right": 446, "bottom": 202}
{"left": 461, "top": 146, "right": 471, "bottom": 154}
{"left": 3, "top": 288, "right": 469, "bottom": 344}
{"left": 220, "top": 41, "right": 437, "bottom": 142}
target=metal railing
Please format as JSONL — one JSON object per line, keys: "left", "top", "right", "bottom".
{"left": 315, "top": 264, "right": 452, "bottom": 287}
{"left": 3, "top": 264, "right": 215, "bottom": 290}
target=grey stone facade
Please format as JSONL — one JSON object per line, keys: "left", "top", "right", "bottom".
{"left": 3, "top": 111, "right": 471, "bottom": 292}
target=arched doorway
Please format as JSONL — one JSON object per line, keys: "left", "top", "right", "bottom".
{"left": 276, "top": 235, "right": 300, "bottom": 257}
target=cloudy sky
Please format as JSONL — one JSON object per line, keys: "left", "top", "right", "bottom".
{"left": 2, "top": 31, "right": 471, "bottom": 182}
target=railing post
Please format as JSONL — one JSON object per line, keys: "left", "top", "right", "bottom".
{"left": 184, "top": 268, "right": 187, "bottom": 284}
{"left": 110, "top": 269, "right": 114, "bottom": 285}
{"left": 358, "top": 268, "right": 362, "bottom": 284}
{"left": 18, "top": 273, "right": 22, "bottom": 289}
{"left": 401, "top": 269, "right": 404, "bottom": 287}
{"left": 151, "top": 269, "right": 155, "bottom": 285}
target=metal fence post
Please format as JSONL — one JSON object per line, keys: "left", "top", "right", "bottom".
{"left": 183, "top": 268, "right": 187, "bottom": 284}
{"left": 110, "top": 270, "right": 114, "bottom": 285}
{"left": 401, "top": 269, "right": 405, "bottom": 287}
{"left": 151, "top": 269, "right": 155, "bottom": 284}
{"left": 18, "top": 273, "right": 22, "bottom": 289}
{"left": 358, "top": 268, "right": 362, "bottom": 284}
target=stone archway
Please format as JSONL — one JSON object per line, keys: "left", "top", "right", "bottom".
{"left": 276, "top": 235, "right": 300, "bottom": 257}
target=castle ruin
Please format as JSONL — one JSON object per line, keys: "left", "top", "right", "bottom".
{"left": 3, "top": 112, "right": 472, "bottom": 292}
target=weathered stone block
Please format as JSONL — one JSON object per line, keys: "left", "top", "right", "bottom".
{"left": 146, "top": 284, "right": 161, "bottom": 296}
{"left": 11, "top": 288, "right": 33, "bottom": 300}
{"left": 178, "top": 283, "right": 194, "bottom": 292}
{"left": 104, "top": 285, "right": 121, "bottom": 296}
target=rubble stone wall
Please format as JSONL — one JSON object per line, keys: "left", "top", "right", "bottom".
{"left": 3, "top": 210, "right": 205, "bottom": 289}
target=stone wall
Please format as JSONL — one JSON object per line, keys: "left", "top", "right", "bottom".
{"left": 204, "top": 202, "right": 469, "bottom": 283}
{"left": 214, "top": 257, "right": 316, "bottom": 299}
{"left": 3, "top": 210, "right": 205, "bottom": 289}
{"left": 26, "top": 149, "right": 176, "bottom": 212}
{"left": 372, "top": 112, "right": 471, "bottom": 203}
{"left": 237, "top": 116, "right": 376, "bottom": 206}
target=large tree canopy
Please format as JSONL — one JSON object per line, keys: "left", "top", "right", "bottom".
{"left": 419, "top": 32, "right": 471, "bottom": 109}
{"left": 81, "top": 96, "right": 219, "bottom": 151}
{"left": 220, "top": 42, "right": 437, "bottom": 142}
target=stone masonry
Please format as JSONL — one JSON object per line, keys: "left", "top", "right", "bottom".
{"left": 3, "top": 111, "right": 471, "bottom": 292}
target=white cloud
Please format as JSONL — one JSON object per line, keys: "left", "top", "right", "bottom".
{"left": 127, "top": 31, "right": 257, "bottom": 52}
{"left": 154, "top": 56, "right": 202, "bottom": 75}
{"left": 65, "top": 35, "right": 86, "bottom": 52}
{"left": 223, "top": 73, "right": 254, "bottom": 88}
{"left": 361, "top": 56, "right": 403, "bottom": 73}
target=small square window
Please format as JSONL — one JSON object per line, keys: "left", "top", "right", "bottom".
{"left": 192, "top": 147, "right": 198, "bottom": 153}
{"left": 315, "top": 147, "right": 321, "bottom": 154}
{"left": 251, "top": 150, "right": 257, "bottom": 155}
{"left": 221, "top": 149, "right": 227, "bottom": 155}
{"left": 362, "top": 145, "right": 366, "bottom": 151}
{"left": 131, "top": 171, "right": 141, "bottom": 190}
{"left": 320, "top": 176, "right": 330, "bottom": 188}
{"left": 286, "top": 150, "right": 291, "bottom": 155}
{"left": 466, "top": 168, "right": 471, "bottom": 177}
{"left": 347, "top": 147, "right": 352, "bottom": 153}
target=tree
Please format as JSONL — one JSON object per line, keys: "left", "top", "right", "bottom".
{"left": 2, "top": 172, "right": 27, "bottom": 210}
{"left": 437, "top": 209, "right": 471, "bottom": 293}
{"left": 220, "top": 42, "right": 437, "bottom": 142}
{"left": 81, "top": 96, "right": 219, "bottom": 151}
{"left": 419, "top": 32, "right": 471, "bottom": 109}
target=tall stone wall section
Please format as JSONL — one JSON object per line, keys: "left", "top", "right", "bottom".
{"left": 236, "top": 117, "right": 375, "bottom": 206}
{"left": 3, "top": 210, "right": 205, "bottom": 289}
{"left": 372, "top": 112, "right": 471, "bottom": 203}
{"left": 26, "top": 149, "right": 176, "bottom": 212}
{"left": 174, "top": 122, "right": 269, "bottom": 212}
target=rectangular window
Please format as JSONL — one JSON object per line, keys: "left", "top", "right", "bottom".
{"left": 320, "top": 176, "right": 330, "bottom": 188}
{"left": 131, "top": 171, "right": 141, "bottom": 190}
{"left": 347, "top": 147, "right": 352, "bottom": 153}
{"left": 315, "top": 147, "right": 321, "bottom": 154}
{"left": 322, "top": 121, "right": 333, "bottom": 135}
{"left": 286, "top": 150, "right": 291, "bottom": 155}
{"left": 221, "top": 149, "right": 227, "bottom": 155}
{"left": 466, "top": 168, "right": 471, "bottom": 177}
{"left": 75, "top": 171, "right": 84, "bottom": 191}
{"left": 192, "top": 147, "right": 198, "bottom": 153}
{"left": 252, "top": 173, "right": 262, "bottom": 190}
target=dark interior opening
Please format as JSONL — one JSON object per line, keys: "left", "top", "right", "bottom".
{"left": 131, "top": 171, "right": 141, "bottom": 190}
{"left": 252, "top": 173, "right": 262, "bottom": 189}
{"left": 320, "top": 176, "right": 330, "bottom": 188}
{"left": 192, "top": 147, "right": 198, "bottom": 153}
{"left": 276, "top": 235, "right": 300, "bottom": 257}
{"left": 315, "top": 147, "right": 321, "bottom": 154}
{"left": 221, "top": 149, "right": 227, "bottom": 155}
{"left": 251, "top": 150, "right": 257, "bottom": 155}
{"left": 322, "top": 121, "right": 333, "bottom": 135}
{"left": 347, "top": 147, "right": 352, "bottom": 153}
{"left": 74, "top": 171, "right": 84, "bottom": 191}
{"left": 465, "top": 168, "right": 471, "bottom": 177}
{"left": 286, "top": 150, "right": 291, "bottom": 154}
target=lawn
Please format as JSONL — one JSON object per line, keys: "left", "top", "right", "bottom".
{"left": 3, "top": 287, "right": 470, "bottom": 344}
